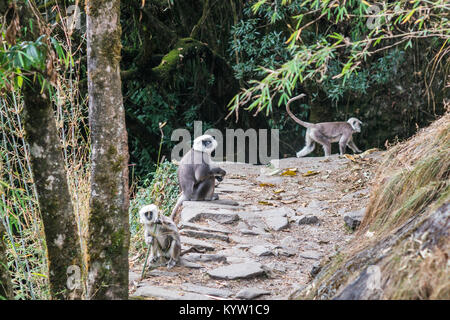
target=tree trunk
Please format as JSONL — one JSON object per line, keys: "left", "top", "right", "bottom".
{"left": 86, "top": 0, "right": 130, "bottom": 299}
{"left": 22, "top": 82, "right": 84, "bottom": 300}
{"left": 0, "top": 223, "right": 13, "bottom": 300}
{"left": 17, "top": 2, "right": 83, "bottom": 300}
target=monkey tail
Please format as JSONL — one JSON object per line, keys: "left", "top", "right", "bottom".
{"left": 286, "top": 94, "right": 315, "bottom": 128}
{"left": 170, "top": 193, "right": 186, "bottom": 221}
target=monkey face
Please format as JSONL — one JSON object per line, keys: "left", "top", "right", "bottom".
{"left": 139, "top": 204, "right": 161, "bottom": 225}
{"left": 348, "top": 118, "right": 363, "bottom": 133}
{"left": 192, "top": 135, "right": 218, "bottom": 154}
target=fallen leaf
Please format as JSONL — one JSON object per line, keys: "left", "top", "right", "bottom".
{"left": 302, "top": 170, "right": 320, "bottom": 177}
{"left": 274, "top": 189, "right": 285, "bottom": 194}
{"left": 259, "top": 183, "right": 275, "bottom": 187}
{"left": 258, "top": 200, "right": 274, "bottom": 206}
{"left": 281, "top": 168, "right": 297, "bottom": 176}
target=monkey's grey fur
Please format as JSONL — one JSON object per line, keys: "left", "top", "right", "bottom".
{"left": 286, "top": 94, "right": 363, "bottom": 157}
{"left": 139, "top": 204, "right": 181, "bottom": 269}
{"left": 170, "top": 135, "right": 226, "bottom": 219}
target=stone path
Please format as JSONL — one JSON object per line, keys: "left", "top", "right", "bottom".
{"left": 129, "top": 153, "right": 381, "bottom": 300}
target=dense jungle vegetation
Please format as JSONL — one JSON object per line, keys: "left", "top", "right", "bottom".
{"left": 0, "top": 0, "right": 448, "bottom": 299}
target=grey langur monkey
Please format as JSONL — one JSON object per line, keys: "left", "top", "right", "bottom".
{"left": 139, "top": 204, "right": 181, "bottom": 269}
{"left": 286, "top": 94, "right": 363, "bottom": 157}
{"left": 170, "top": 134, "right": 226, "bottom": 219}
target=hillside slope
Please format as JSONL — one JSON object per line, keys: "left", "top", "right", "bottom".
{"left": 293, "top": 112, "right": 449, "bottom": 300}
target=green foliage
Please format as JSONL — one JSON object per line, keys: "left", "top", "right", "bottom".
{"left": 228, "top": 1, "right": 295, "bottom": 81}
{"left": 128, "top": 161, "right": 179, "bottom": 253}
{"left": 228, "top": 0, "right": 449, "bottom": 117}
{"left": 321, "top": 50, "right": 405, "bottom": 102}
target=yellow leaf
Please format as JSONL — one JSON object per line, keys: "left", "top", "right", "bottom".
{"left": 258, "top": 200, "right": 274, "bottom": 206}
{"left": 259, "top": 183, "right": 274, "bottom": 187}
{"left": 274, "top": 189, "right": 285, "bottom": 194}
{"left": 281, "top": 168, "right": 297, "bottom": 176}
{"left": 402, "top": 8, "right": 417, "bottom": 24}
{"left": 361, "top": 0, "right": 371, "bottom": 6}
{"left": 344, "top": 154, "right": 357, "bottom": 162}
{"left": 302, "top": 170, "right": 320, "bottom": 177}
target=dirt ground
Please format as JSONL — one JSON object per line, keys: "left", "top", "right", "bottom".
{"left": 129, "top": 151, "right": 383, "bottom": 300}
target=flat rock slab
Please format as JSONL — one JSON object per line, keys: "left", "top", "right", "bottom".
{"left": 146, "top": 269, "right": 179, "bottom": 277}
{"left": 237, "top": 207, "right": 294, "bottom": 231}
{"left": 240, "top": 228, "right": 269, "bottom": 236}
{"left": 180, "top": 236, "right": 216, "bottom": 251}
{"left": 179, "top": 258, "right": 203, "bottom": 269}
{"left": 183, "top": 199, "right": 240, "bottom": 208}
{"left": 257, "top": 207, "right": 295, "bottom": 218}
{"left": 249, "top": 245, "right": 275, "bottom": 257}
{"left": 216, "top": 185, "right": 249, "bottom": 193}
{"left": 299, "top": 250, "right": 322, "bottom": 260}
{"left": 264, "top": 215, "right": 289, "bottom": 231}
{"left": 180, "top": 229, "right": 230, "bottom": 242}
{"left": 181, "top": 208, "right": 240, "bottom": 224}
{"left": 207, "top": 262, "right": 266, "bottom": 280}
{"left": 132, "top": 285, "right": 210, "bottom": 300}
{"left": 183, "top": 253, "right": 227, "bottom": 263}
{"left": 181, "top": 283, "right": 233, "bottom": 298}
{"left": 236, "top": 288, "right": 271, "bottom": 300}
{"left": 179, "top": 221, "right": 231, "bottom": 234}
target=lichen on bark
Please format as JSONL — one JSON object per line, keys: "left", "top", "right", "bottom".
{"left": 86, "top": 0, "right": 130, "bottom": 300}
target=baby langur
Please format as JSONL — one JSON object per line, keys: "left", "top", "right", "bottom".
{"left": 139, "top": 204, "right": 181, "bottom": 269}
{"left": 286, "top": 94, "right": 363, "bottom": 157}
{"left": 171, "top": 135, "right": 226, "bottom": 219}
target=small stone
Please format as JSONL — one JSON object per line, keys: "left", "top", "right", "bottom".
{"left": 298, "top": 250, "right": 321, "bottom": 260}
{"left": 293, "top": 214, "right": 319, "bottom": 225}
{"left": 276, "top": 247, "right": 296, "bottom": 257}
{"left": 343, "top": 208, "right": 366, "bottom": 230}
{"left": 310, "top": 263, "right": 322, "bottom": 278}
{"left": 207, "top": 262, "right": 265, "bottom": 280}
{"left": 264, "top": 215, "right": 289, "bottom": 231}
{"left": 236, "top": 288, "right": 271, "bottom": 299}
{"left": 249, "top": 245, "right": 274, "bottom": 257}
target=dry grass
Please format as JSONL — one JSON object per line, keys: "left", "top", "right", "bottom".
{"left": 297, "top": 110, "right": 449, "bottom": 300}
{"left": 361, "top": 112, "right": 449, "bottom": 237}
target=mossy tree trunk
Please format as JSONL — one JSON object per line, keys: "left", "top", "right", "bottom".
{"left": 0, "top": 223, "right": 13, "bottom": 300}
{"left": 86, "top": 0, "right": 130, "bottom": 299}
{"left": 18, "top": 2, "right": 83, "bottom": 300}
